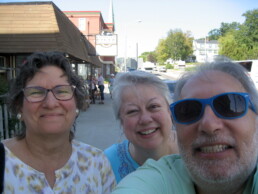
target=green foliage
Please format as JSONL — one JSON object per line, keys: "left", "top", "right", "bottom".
{"left": 249, "top": 46, "right": 258, "bottom": 59}
{"left": 219, "top": 33, "right": 249, "bottom": 60}
{"left": 208, "top": 22, "right": 240, "bottom": 40}
{"left": 139, "top": 52, "right": 149, "bottom": 62}
{"left": 165, "top": 29, "right": 193, "bottom": 61}
{"left": 220, "top": 22, "right": 241, "bottom": 36}
{"left": 242, "top": 9, "right": 258, "bottom": 43}
{"left": 209, "top": 9, "right": 258, "bottom": 60}
{"left": 165, "top": 63, "right": 173, "bottom": 69}
{"left": 139, "top": 51, "right": 157, "bottom": 63}
{"left": 158, "top": 62, "right": 166, "bottom": 66}
{"left": 208, "top": 29, "right": 221, "bottom": 40}
{"left": 147, "top": 51, "right": 157, "bottom": 63}
{"left": 155, "top": 39, "right": 170, "bottom": 63}
{"left": 185, "top": 66, "right": 197, "bottom": 71}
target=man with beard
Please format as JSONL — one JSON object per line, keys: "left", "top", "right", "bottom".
{"left": 112, "top": 61, "right": 258, "bottom": 194}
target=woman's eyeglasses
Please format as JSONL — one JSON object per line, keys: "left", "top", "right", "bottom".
{"left": 23, "top": 85, "right": 76, "bottom": 103}
{"left": 170, "top": 92, "right": 256, "bottom": 125}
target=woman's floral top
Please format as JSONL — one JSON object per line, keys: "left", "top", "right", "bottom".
{"left": 4, "top": 140, "right": 116, "bottom": 194}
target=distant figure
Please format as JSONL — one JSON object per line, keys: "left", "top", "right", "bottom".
{"left": 98, "top": 73, "right": 105, "bottom": 104}
{"left": 113, "top": 61, "right": 258, "bottom": 194}
{"left": 108, "top": 74, "right": 115, "bottom": 99}
{"left": 89, "top": 76, "right": 97, "bottom": 104}
{"left": 2, "top": 52, "right": 116, "bottom": 193}
{"left": 104, "top": 70, "right": 178, "bottom": 183}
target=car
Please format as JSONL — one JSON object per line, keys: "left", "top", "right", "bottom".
{"left": 163, "top": 79, "right": 177, "bottom": 99}
{"left": 158, "top": 66, "right": 167, "bottom": 72}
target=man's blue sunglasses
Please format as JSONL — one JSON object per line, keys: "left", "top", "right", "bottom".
{"left": 170, "top": 92, "right": 256, "bottom": 125}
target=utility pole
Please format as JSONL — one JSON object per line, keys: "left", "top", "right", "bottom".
{"left": 136, "top": 20, "right": 142, "bottom": 69}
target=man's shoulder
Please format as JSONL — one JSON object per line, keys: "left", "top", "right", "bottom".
{"left": 113, "top": 154, "right": 195, "bottom": 194}
{"left": 126, "top": 154, "right": 191, "bottom": 186}
{"left": 144, "top": 154, "right": 182, "bottom": 168}
{"left": 132, "top": 154, "right": 183, "bottom": 179}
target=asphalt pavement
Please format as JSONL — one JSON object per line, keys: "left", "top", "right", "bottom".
{"left": 75, "top": 70, "right": 184, "bottom": 150}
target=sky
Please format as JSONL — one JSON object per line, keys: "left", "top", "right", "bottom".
{"left": 1, "top": 0, "right": 258, "bottom": 58}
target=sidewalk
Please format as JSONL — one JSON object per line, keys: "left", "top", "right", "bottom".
{"left": 75, "top": 85, "right": 125, "bottom": 151}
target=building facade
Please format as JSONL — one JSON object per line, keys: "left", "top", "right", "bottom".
{"left": 64, "top": 8, "right": 116, "bottom": 78}
{"left": 193, "top": 39, "right": 219, "bottom": 62}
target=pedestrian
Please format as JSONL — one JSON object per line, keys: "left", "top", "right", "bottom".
{"left": 89, "top": 75, "right": 97, "bottom": 104}
{"left": 2, "top": 52, "right": 116, "bottom": 193}
{"left": 112, "top": 61, "right": 258, "bottom": 194}
{"left": 108, "top": 74, "right": 115, "bottom": 99}
{"left": 98, "top": 73, "right": 105, "bottom": 104}
{"left": 104, "top": 70, "right": 178, "bottom": 183}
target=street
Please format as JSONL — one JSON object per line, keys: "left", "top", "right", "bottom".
{"left": 75, "top": 70, "right": 183, "bottom": 150}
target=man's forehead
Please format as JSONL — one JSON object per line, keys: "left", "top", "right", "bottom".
{"left": 181, "top": 70, "right": 244, "bottom": 98}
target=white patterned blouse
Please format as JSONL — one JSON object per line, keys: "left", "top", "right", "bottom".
{"left": 3, "top": 140, "right": 116, "bottom": 194}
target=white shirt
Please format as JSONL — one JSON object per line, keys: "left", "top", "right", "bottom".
{"left": 4, "top": 140, "right": 116, "bottom": 193}
{"left": 98, "top": 75, "right": 104, "bottom": 85}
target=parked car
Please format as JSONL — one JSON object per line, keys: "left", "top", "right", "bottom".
{"left": 158, "top": 66, "right": 167, "bottom": 72}
{"left": 163, "top": 79, "right": 177, "bottom": 99}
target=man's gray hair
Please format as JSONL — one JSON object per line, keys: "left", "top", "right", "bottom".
{"left": 174, "top": 61, "right": 258, "bottom": 111}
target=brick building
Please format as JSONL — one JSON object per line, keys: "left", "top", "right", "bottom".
{"left": 64, "top": 0, "right": 116, "bottom": 78}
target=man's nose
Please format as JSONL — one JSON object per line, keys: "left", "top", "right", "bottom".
{"left": 197, "top": 106, "right": 223, "bottom": 135}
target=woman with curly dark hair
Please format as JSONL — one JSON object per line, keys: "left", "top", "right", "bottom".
{"left": 2, "top": 52, "right": 115, "bottom": 193}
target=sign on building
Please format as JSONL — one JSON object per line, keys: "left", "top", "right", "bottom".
{"left": 96, "top": 33, "right": 117, "bottom": 56}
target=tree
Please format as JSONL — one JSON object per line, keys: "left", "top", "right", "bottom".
{"left": 220, "top": 22, "right": 240, "bottom": 36}
{"left": 208, "top": 29, "right": 221, "bottom": 40}
{"left": 139, "top": 51, "right": 157, "bottom": 63}
{"left": 219, "top": 32, "right": 249, "bottom": 60}
{"left": 208, "top": 22, "right": 240, "bottom": 40}
{"left": 218, "top": 9, "right": 258, "bottom": 60}
{"left": 165, "top": 29, "right": 193, "bottom": 61}
{"left": 139, "top": 52, "right": 149, "bottom": 62}
{"left": 147, "top": 51, "right": 157, "bottom": 64}
{"left": 155, "top": 39, "right": 170, "bottom": 64}
{"left": 242, "top": 9, "right": 258, "bottom": 43}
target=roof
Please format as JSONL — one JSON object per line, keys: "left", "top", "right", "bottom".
{"left": 0, "top": 1, "right": 100, "bottom": 66}
{"left": 194, "top": 39, "right": 218, "bottom": 44}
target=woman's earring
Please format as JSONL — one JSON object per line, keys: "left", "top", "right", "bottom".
{"left": 76, "top": 109, "right": 79, "bottom": 115}
{"left": 17, "top": 113, "right": 22, "bottom": 120}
